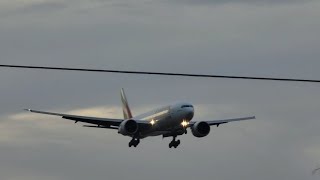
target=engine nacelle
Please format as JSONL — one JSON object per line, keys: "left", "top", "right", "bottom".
{"left": 118, "top": 120, "right": 138, "bottom": 136}
{"left": 191, "top": 121, "right": 210, "bottom": 138}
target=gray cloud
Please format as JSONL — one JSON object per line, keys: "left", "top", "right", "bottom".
{"left": 18, "top": 2, "right": 67, "bottom": 14}
{"left": 0, "top": 1, "right": 67, "bottom": 19}
{"left": 173, "top": 0, "right": 315, "bottom": 5}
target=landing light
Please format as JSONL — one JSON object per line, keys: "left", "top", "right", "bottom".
{"left": 181, "top": 120, "right": 189, "bottom": 127}
{"left": 150, "top": 119, "right": 155, "bottom": 125}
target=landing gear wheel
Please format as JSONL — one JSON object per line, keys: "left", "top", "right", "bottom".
{"left": 176, "top": 140, "right": 180, "bottom": 144}
{"left": 169, "top": 139, "right": 181, "bottom": 148}
{"left": 173, "top": 140, "right": 180, "bottom": 148}
{"left": 133, "top": 139, "right": 140, "bottom": 147}
{"left": 129, "top": 138, "right": 140, "bottom": 148}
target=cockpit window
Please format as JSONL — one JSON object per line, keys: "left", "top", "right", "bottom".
{"left": 181, "top": 105, "right": 193, "bottom": 108}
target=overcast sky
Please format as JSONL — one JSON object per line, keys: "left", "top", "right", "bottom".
{"left": 1, "top": 0, "right": 320, "bottom": 180}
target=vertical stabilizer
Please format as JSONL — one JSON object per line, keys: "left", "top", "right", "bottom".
{"left": 121, "top": 88, "right": 133, "bottom": 119}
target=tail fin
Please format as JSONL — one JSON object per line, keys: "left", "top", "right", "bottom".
{"left": 120, "top": 88, "right": 133, "bottom": 119}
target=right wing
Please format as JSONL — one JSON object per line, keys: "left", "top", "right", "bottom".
{"left": 25, "top": 109, "right": 124, "bottom": 127}
{"left": 25, "top": 109, "right": 152, "bottom": 129}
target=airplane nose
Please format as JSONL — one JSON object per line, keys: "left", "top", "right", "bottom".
{"left": 185, "top": 110, "right": 194, "bottom": 120}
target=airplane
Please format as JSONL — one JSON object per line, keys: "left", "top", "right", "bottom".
{"left": 25, "top": 88, "right": 255, "bottom": 148}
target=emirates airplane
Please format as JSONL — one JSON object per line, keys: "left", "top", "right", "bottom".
{"left": 26, "top": 88, "right": 255, "bottom": 148}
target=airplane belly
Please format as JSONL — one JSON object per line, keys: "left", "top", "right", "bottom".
{"left": 138, "top": 107, "right": 186, "bottom": 139}
{"left": 139, "top": 116, "right": 177, "bottom": 138}
{"left": 156, "top": 116, "right": 179, "bottom": 130}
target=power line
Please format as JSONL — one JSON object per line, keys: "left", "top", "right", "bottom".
{"left": 0, "top": 64, "right": 320, "bottom": 83}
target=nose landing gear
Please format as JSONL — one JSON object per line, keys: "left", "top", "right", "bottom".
{"left": 169, "top": 136, "right": 181, "bottom": 148}
{"left": 129, "top": 138, "right": 140, "bottom": 147}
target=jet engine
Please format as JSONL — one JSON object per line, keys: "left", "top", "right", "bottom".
{"left": 191, "top": 121, "right": 210, "bottom": 138}
{"left": 118, "top": 120, "right": 138, "bottom": 136}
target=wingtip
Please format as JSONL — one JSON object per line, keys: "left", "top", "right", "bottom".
{"left": 24, "top": 109, "right": 32, "bottom": 112}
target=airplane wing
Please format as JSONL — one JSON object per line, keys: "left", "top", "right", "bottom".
{"left": 25, "top": 109, "right": 151, "bottom": 128}
{"left": 189, "top": 116, "right": 255, "bottom": 127}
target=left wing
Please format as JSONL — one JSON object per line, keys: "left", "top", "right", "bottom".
{"left": 189, "top": 116, "right": 255, "bottom": 127}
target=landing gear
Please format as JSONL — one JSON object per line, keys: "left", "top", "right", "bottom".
{"left": 169, "top": 136, "right": 181, "bottom": 148}
{"left": 129, "top": 138, "right": 140, "bottom": 148}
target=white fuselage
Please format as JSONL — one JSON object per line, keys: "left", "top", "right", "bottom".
{"left": 133, "top": 102, "right": 194, "bottom": 138}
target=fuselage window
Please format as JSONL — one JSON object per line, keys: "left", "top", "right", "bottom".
{"left": 181, "top": 105, "right": 193, "bottom": 108}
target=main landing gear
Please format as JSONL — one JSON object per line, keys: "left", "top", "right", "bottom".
{"left": 129, "top": 138, "right": 140, "bottom": 148}
{"left": 169, "top": 136, "right": 180, "bottom": 148}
